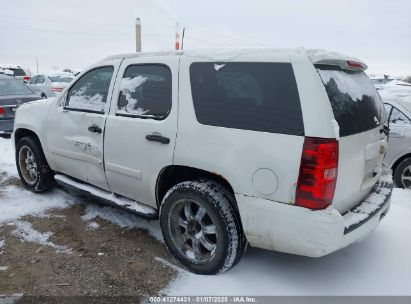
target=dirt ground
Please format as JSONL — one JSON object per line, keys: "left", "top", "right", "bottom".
{"left": 0, "top": 176, "right": 177, "bottom": 301}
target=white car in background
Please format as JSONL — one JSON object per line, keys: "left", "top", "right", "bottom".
{"left": 28, "top": 73, "right": 75, "bottom": 98}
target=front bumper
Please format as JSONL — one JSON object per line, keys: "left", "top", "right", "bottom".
{"left": 236, "top": 173, "right": 393, "bottom": 257}
{"left": 0, "top": 118, "right": 14, "bottom": 134}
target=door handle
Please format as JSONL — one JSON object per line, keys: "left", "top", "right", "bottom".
{"left": 145, "top": 133, "right": 170, "bottom": 144}
{"left": 88, "top": 124, "right": 102, "bottom": 134}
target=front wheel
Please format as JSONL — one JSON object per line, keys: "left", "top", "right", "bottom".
{"left": 394, "top": 157, "right": 411, "bottom": 189}
{"left": 160, "top": 180, "right": 246, "bottom": 275}
{"left": 16, "top": 136, "right": 55, "bottom": 192}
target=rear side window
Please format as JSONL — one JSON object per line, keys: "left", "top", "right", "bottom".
{"left": 117, "top": 64, "right": 172, "bottom": 120}
{"left": 190, "top": 62, "right": 304, "bottom": 135}
{"left": 316, "top": 65, "right": 386, "bottom": 137}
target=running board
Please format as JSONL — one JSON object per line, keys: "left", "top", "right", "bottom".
{"left": 54, "top": 174, "right": 158, "bottom": 220}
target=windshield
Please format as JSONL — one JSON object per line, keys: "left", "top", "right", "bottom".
{"left": 316, "top": 65, "right": 386, "bottom": 137}
{"left": 0, "top": 78, "right": 33, "bottom": 96}
{"left": 48, "top": 76, "right": 74, "bottom": 83}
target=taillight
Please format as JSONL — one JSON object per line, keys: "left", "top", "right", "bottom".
{"left": 51, "top": 87, "right": 64, "bottom": 92}
{"left": 296, "top": 137, "right": 339, "bottom": 210}
{"left": 0, "top": 107, "right": 5, "bottom": 118}
{"left": 23, "top": 75, "right": 30, "bottom": 82}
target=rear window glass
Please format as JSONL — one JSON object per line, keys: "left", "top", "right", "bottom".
{"left": 190, "top": 62, "right": 304, "bottom": 135}
{"left": 316, "top": 65, "right": 386, "bottom": 137}
{"left": 49, "top": 76, "right": 74, "bottom": 83}
{"left": 0, "top": 79, "right": 33, "bottom": 96}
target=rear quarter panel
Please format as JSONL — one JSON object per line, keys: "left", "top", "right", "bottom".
{"left": 174, "top": 50, "right": 308, "bottom": 204}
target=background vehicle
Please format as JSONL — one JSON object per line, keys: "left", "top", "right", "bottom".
{"left": 384, "top": 99, "right": 411, "bottom": 188}
{"left": 0, "top": 75, "right": 40, "bottom": 137}
{"left": 0, "top": 68, "right": 14, "bottom": 76}
{"left": 28, "top": 73, "right": 75, "bottom": 98}
{"left": 0, "top": 64, "right": 30, "bottom": 83}
{"left": 13, "top": 48, "right": 392, "bottom": 274}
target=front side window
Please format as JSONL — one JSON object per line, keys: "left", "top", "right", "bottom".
{"left": 66, "top": 66, "right": 114, "bottom": 113}
{"left": 190, "top": 62, "right": 304, "bottom": 135}
{"left": 29, "top": 75, "right": 38, "bottom": 84}
{"left": 389, "top": 107, "right": 411, "bottom": 127}
{"left": 36, "top": 76, "right": 45, "bottom": 84}
{"left": 117, "top": 65, "right": 172, "bottom": 119}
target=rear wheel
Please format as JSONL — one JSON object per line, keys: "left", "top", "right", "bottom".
{"left": 394, "top": 158, "right": 411, "bottom": 189}
{"left": 160, "top": 180, "right": 246, "bottom": 275}
{"left": 16, "top": 136, "right": 55, "bottom": 192}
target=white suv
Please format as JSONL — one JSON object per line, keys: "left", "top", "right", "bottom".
{"left": 13, "top": 48, "right": 393, "bottom": 274}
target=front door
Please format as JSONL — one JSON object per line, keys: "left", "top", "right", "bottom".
{"left": 47, "top": 62, "right": 121, "bottom": 190}
{"left": 104, "top": 56, "right": 179, "bottom": 207}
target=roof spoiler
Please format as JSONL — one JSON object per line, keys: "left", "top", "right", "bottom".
{"left": 306, "top": 49, "right": 368, "bottom": 71}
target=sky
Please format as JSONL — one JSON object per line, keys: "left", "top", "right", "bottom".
{"left": 0, "top": 0, "right": 410, "bottom": 76}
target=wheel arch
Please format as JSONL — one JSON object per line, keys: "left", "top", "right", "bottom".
{"left": 391, "top": 153, "right": 411, "bottom": 175}
{"left": 14, "top": 128, "right": 41, "bottom": 147}
{"left": 155, "top": 165, "right": 236, "bottom": 209}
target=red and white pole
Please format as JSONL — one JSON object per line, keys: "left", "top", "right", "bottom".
{"left": 175, "top": 22, "right": 180, "bottom": 50}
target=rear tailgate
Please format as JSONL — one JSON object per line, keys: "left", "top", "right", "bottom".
{"left": 313, "top": 61, "right": 388, "bottom": 213}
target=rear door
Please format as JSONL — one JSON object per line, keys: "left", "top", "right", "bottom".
{"left": 104, "top": 55, "right": 179, "bottom": 208}
{"left": 315, "top": 65, "right": 388, "bottom": 212}
{"left": 47, "top": 61, "right": 121, "bottom": 190}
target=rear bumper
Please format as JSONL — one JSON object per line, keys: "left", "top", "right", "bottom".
{"left": 0, "top": 118, "right": 14, "bottom": 133}
{"left": 236, "top": 172, "right": 393, "bottom": 257}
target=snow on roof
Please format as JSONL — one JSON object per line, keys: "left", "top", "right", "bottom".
{"left": 0, "top": 64, "right": 23, "bottom": 69}
{"left": 103, "top": 48, "right": 365, "bottom": 67}
{"left": 103, "top": 50, "right": 183, "bottom": 61}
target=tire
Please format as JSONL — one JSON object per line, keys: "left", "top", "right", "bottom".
{"left": 41, "top": 93, "right": 47, "bottom": 99}
{"left": 160, "top": 180, "right": 247, "bottom": 275}
{"left": 393, "top": 157, "right": 411, "bottom": 189}
{"left": 16, "top": 136, "right": 55, "bottom": 192}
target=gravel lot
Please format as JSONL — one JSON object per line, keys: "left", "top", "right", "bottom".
{"left": 0, "top": 176, "right": 177, "bottom": 299}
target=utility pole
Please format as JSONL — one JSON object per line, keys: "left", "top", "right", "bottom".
{"left": 35, "top": 56, "right": 39, "bottom": 74}
{"left": 135, "top": 18, "right": 142, "bottom": 52}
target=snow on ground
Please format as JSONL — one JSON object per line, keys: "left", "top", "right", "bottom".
{"left": 86, "top": 221, "right": 100, "bottom": 230}
{"left": 10, "top": 221, "right": 72, "bottom": 253}
{"left": 0, "top": 137, "right": 17, "bottom": 177}
{"left": 81, "top": 204, "right": 162, "bottom": 241}
{"left": 1, "top": 138, "right": 411, "bottom": 295}
{"left": 0, "top": 186, "right": 74, "bottom": 225}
